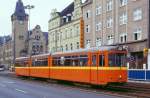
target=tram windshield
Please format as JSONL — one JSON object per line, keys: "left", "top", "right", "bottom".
{"left": 108, "top": 53, "right": 126, "bottom": 67}
{"left": 15, "top": 60, "right": 28, "bottom": 67}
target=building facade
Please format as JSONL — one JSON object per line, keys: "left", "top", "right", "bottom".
{"left": 82, "top": 0, "right": 149, "bottom": 69}
{"left": 11, "top": 0, "right": 29, "bottom": 59}
{"left": 0, "top": 36, "right": 12, "bottom": 68}
{"left": 11, "top": 0, "right": 48, "bottom": 61}
{"left": 48, "top": 0, "right": 84, "bottom": 53}
{"left": 28, "top": 25, "right": 48, "bottom": 55}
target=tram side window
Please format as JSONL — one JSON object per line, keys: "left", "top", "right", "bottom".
{"left": 53, "top": 57, "right": 61, "bottom": 66}
{"left": 116, "top": 54, "right": 126, "bottom": 67}
{"left": 64, "top": 56, "right": 72, "bottom": 66}
{"left": 92, "top": 55, "right": 96, "bottom": 66}
{"left": 109, "top": 54, "right": 116, "bottom": 67}
{"left": 79, "top": 55, "right": 88, "bottom": 66}
{"left": 32, "top": 58, "right": 48, "bottom": 67}
{"left": 15, "top": 61, "right": 28, "bottom": 67}
{"left": 99, "top": 55, "right": 105, "bottom": 66}
{"left": 52, "top": 55, "right": 88, "bottom": 67}
{"left": 109, "top": 53, "right": 126, "bottom": 67}
{"left": 72, "top": 56, "right": 79, "bottom": 66}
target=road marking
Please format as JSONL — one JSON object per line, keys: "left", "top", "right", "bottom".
{"left": 15, "top": 89, "right": 27, "bottom": 94}
{"left": 3, "top": 81, "right": 15, "bottom": 84}
{"left": 0, "top": 83, "right": 6, "bottom": 87}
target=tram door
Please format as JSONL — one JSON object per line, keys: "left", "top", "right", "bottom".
{"left": 90, "top": 53, "right": 98, "bottom": 84}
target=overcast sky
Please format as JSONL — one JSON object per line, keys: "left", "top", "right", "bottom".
{"left": 0, "top": 0, "right": 85, "bottom": 36}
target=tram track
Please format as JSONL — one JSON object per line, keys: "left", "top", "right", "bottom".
{"left": 108, "top": 82, "right": 150, "bottom": 98}
{"left": 1, "top": 72, "right": 150, "bottom": 98}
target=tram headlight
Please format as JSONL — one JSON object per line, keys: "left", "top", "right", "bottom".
{"left": 119, "top": 75, "right": 122, "bottom": 79}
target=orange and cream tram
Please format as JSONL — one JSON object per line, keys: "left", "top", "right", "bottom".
{"left": 15, "top": 46, "right": 127, "bottom": 85}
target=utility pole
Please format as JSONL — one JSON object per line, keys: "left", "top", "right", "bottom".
{"left": 24, "top": 4, "right": 34, "bottom": 56}
{"left": 13, "top": 27, "right": 16, "bottom": 65}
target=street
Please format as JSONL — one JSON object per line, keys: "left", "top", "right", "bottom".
{"left": 0, "top": 71, "right": 128, "bottom": 98}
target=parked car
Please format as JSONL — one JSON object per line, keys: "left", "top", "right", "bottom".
{"left": 0, "top": 65, "right": 5, "bottom": 71}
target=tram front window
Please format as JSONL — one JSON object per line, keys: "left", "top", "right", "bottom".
{"left": 108, "top": 53, "right": 126, "bottom": 67}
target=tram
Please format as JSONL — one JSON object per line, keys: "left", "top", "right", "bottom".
{"left": 15, "top": 46, "right": 127, "bottom": 85}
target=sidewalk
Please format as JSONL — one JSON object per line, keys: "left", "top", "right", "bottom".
{"left": 128, "top": 80, "right": 150, "bottom": 84}
{"left": 0, "top": 70, "right": 16, "bottom": 78}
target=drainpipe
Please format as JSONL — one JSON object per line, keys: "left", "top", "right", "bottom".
{"left": 148, "top": 0, "right": 150, "bottom": 70}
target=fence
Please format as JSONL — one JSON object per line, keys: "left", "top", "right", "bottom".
{"left": 128, "top": 69, "right": 150, "bottom": 81}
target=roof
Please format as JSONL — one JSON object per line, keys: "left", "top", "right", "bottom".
{"left": 0, "top": 35, "right": 12, "bottom": 45}
{"left": 60, "top": 2, "right": 74, "bottom": 17}
{"left": 12, "top": 0, "right": 28, "bottom": 20}
{"left": 52, "top": 46, "right": 119, "bottom": 55}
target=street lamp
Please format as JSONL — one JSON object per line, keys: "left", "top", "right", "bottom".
{"left": 24, "top": 5, "right": 34, "bottom": 56}
{"left": 24, "top": 5, "right": 34, "bottom": 33}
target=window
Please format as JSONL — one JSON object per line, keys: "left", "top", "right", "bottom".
{"left": 120, "top": 0, "right": 128, "bottom": 7}
{"left": 119, "top": 12, "right": 127, "bottom": 25}
{"left": 63, "top": 16, "right": 67, "bottom": 23}
{"left": 52, "top": 55, "right": 88, "bottom": 67}
{"left": 107, "top": 0, "right": 113, "bottom": 11}
{"left": 66, "top": 44, "right": 68, "bottom": 51}
{"left": 107, "top": 35, "right": 114, "bottom": 45}
{"left": 96, "top": 38, "right": 102, "bottom": 47}
{"left": 133, "top": 28, "right": 142, "bottom": 40}
{"left": 40, "top": 46, "right": 43, "bottom": 52}
{"left": 99, "top": 55, "right": 105, "bottom": 66}
{"left": 108, "top": 53, "right": 126, "bottom": 67}
{"left": 15, "top": 60, "right": 28, "bottom": 67}
{"left": 96, "top": 22, "right": 102, "bottom": 31}
{"left": 77, "top": 42, "right": 80, "bottom": 49}
{"left": 85, "top": 25, "right": 90, "bottom": 33}
{"left": 70, "top": 43, "right": 73, "bottom": 50}
{"left": 67, "top": 15, "right": 72, "bottom": 22}
{"left": 120, "top": 33, "right": 127, "bottom": 43}
{"left": 61, "top": 46, "right": 63, "bottom": 52}
{"left": 52, "top": 57, "right": 61, "bottom": 66}
{"left": 19, "top": 35, "right": 24, "bottom": 40}
{"left": 79, "top": 55, "right": 88, "bottom": 66}
{"left": 32, "top": 58, "right": 48, "bottom": 67}
{"left": 133, "top": 8, "right": 142, "bottom": 21}
{"left": 76, "top": 26, "right": 80, "bottom": 36}
{"left": 92, "top": 55, "right": 96, "bottom": 66}
{"left": 107, "top": 17, "right": 113, "bottom": 28}
{"left": 96, "top": 5, "right": 102, "bottom": 15}
{"left": 86, "top": 10, "right": 91, "bottom": 18}
{"left": 86, "top": 40, "right": 91, "bottom": 48}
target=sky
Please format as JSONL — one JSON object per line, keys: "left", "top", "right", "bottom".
{"left": 0, "top": 0, "right": 85, "bottom": 36}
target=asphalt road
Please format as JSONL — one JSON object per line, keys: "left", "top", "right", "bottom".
{"left": 0, "top": 71, "right": 128, "bottom": 98}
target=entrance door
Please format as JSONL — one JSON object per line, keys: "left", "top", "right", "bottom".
{"left": 90, "top": 53, "right": 98, "bottom": 84}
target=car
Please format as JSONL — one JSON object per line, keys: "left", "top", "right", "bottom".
{"left": 0, "top": 65, "right": 5, "bottom": 71}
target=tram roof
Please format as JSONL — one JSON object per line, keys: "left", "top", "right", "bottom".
{"left": 52, "top": 46, "right": 118, "bottom": 55}
{"left": 15, "top": 46, "right": 122, "bottom": 59}
{"left": 16, "top": 56, "right": 29, "bottom": 60}
{"left": 31, "top": 53, "right": 50, "bottom": 58}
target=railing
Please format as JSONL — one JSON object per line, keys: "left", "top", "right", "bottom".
{"left": 128, "top": 69, "right": 150, "bottom": 81}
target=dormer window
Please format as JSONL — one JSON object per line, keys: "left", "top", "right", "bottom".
{"left": 63, "top": 16, "right": 67, "bottom": 23}
{"left": 67, "top": 14, "right": 72, "bottom": 22}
